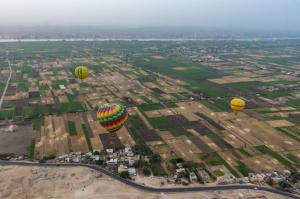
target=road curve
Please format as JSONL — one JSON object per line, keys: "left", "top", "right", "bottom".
{"left": 0, "top": 59, "right": 12, "bottom": 109}
{"left": 0, "top": 161, "right": 299, "bottom": 199}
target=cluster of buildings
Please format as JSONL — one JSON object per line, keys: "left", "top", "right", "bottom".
{"left": 191, "top": 55, "right": 222, "bottom": 63}
{"left": 167, "top": 163, "right": 199, "bottom": 185}
{"left": 8, "top": 148, "right": 300, "bottom": 194}
{"left": 57, "top": 147, "right": 139, "bottom": 177}
{"left": 218, "top": 169, "right": 299, "bottom": 192}
{"left": 106, "top": 148, "right": 139, "bottom": 177}
{"left": 281, "top": 70, "right": 300, "bottom": 77}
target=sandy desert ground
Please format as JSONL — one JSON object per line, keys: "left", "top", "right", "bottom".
{"left": 0, "top": 165, "right": 292, "bottom": 199}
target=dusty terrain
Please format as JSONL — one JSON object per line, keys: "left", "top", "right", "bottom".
{"left": 0, "top": 124, "right": 32, "bottom": 154}
{"left": 0, "top": 165, "right": 291, "bottom": 199}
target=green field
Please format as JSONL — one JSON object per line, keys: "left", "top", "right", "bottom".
{"left": 138, "top": 102, "right": 177, "bottom": 113}
{"left": 67, "top": 121, "right": 77, "bottom": 136}
{"left": 169, "top": 128, "right": 192, "bottom": 137}
{"left": 132, "top": 56, "right": 227, "bottom": 97}
{"left": 207, "top": 133, "right": 226, "bottom": 148}
{"left": 127, "top": 127, "right": 144, "bottom": 145}
{"left": 20, "top": 65, "right": 33, "bottom": 74}
{"left": 0, "top": 109, "right": 14, "bottom": 119}
{"left": 213, "top": 169, "right": 225, "bottom": 177}
{"left": 82, "top": 124, "right": 93, "bottom": 151}
{"left": 18, "top": 81, "right": 29, "bottom": 92}
{"left": 201, "top": 99, "right": 231, "bottom": 112}
{"left": 276, "top": 127, "right": 300, "bottom": 142}
{"left": 79, "top": 82, "right": 90, "bottom": 87}
{"left": 287, "top": 99, "right": 300, "bottom": 108}
{"left": 238, "top": 148, "right": 252, "bottom": 157}
{"left": 200, "top": 152, "right": 224, "bottom": 166}
{"left": 200, "top": 152, "right": 240, "bottom": 178}
{"left": 148, "top": 116, "right": 169, "bottom": 129}
{"left": 32, "top": 117, "right": 43, "bottom": 130}
{"left": 287, "top": 153, "right": 300, "bottom": 167}
{"left": 22, "top": 105, "right": 49, "bottom": 118}
{"left": 29, "top": 139, "right": 36, "bottom": 161}
{"left": 236, "top": 160, "right": 253, "bottom": 176}
{"left": 56, "top": 102, "right": 85, "bottom": 113}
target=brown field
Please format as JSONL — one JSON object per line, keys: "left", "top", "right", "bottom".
{"left": 116, "top": 126, "right": 135, "bottom": 147}
{"left": 266, "top": 120, "right": 294, "bottom": 128}
{"left": 58, "top": 95, "right": 69, "bottom": 103}
{"left": 35, "top": 115, "right": 71, "bottom": 158}
{"left": 149, "top": 144, "right": 176, "bottom": 161}
{"left": 157, "top": 131, "right": 201, "bottom": 162}
{"left": 209, "top": 76, "right": 255, "bottom": 84}
{"left": 151, "top": 55, "right": 164, "bottom": 59}
{"left": 0, "top": 124, "right": 32, "bottom": 155}
{"left": 219, "top": 115, "right": 300, "bottom": 152}
{"left": 242, "top": 154, "right": 286, "bottom": 172}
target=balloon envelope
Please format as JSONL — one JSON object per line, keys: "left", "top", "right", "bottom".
{"left": 75, "top": 66, "right": 88, "bottom": 80}
{"left": 96, "top": 104, "right": 128, "bottom": 133}
{"left": 230, "top": 98, "right": 245, "bottom": 114}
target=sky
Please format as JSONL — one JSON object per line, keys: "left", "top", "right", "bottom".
{"left": 0, "top": 0, "right": 299, "bottom": 31}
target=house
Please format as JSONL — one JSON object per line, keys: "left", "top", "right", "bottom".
{"left": 106, "top": 149, "right": 114, "bottom": 154}
{"left": 127, "top": 151, "right": 134, "bottom": 157}
{"left": 107, "top": 158, "right": 118, "bottom": 167}
{"left": 72, "top": 156, "right": 80, "bottom": 163}
{"left": 118, "top": 164, "right": 128, "bottom": 173}
{"left": 176, "top": 168, "right": 186, "bottom": 174}
{"left": 180, "top": 178, "right": 189, "bottom": 185}
{"left": 86, "top": 152, "right": 92, "bottom": 157}
{"left": 124, "top": 147, "right": 131, "bottom": 153}
{"left": 58, "top": 154, "right": 68, "bottom": 161}
{"left": 282, "top": 170, "right": 291, "bottom": 177}
{"left": 128, "top": 159, "right": 135, "bottom": 166}
{"left": 176, "top": 163, "right": 183, "bottom": 168}
{"left": 128, "top": 168, "right": 137, "bottom": 176}
{"left": 93, "top": 155, "right": 100, "bottom": 161}
{"left": 189, "top": 172, "right": 198, "bottom": 182}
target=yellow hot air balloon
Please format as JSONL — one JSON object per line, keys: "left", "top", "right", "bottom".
{"left": 230, "top": 98, "right": 245, "bottom": 115}
{"left": 75, "top": 66, "right": 88, "bottom": 80}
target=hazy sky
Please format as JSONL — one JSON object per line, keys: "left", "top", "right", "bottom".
{"left": 0, "top": 0, "right": 299, "bottom": 30}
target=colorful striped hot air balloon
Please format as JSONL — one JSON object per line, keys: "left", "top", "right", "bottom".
{"left": 75, "top": 66, "right": 89, "bottom": 80}
{"left": 96, "top": 104, "right": 128, "bottom": 133}
{"left": 230, "top": 98, "right": 246, "bottom": 115}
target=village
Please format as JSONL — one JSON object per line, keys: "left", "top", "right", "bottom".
{"left": 2, "top": 145, "right": 298, "bottom": 195}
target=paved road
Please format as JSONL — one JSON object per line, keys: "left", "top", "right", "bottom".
{"left": 0, "top": 161, "right": 299, "bottom": 198}
{"left": 0, "top": 59, "right": 12, "bottom": 109}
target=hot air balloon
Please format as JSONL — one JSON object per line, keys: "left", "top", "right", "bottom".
{"left": 230, "top": 98, "right": 245, "bottom": 115}
{"left": 97, "top": 104, "right": 128, "bottom": 133}
{"left": 75, "top": 66, "right": 88, "bottom": 80}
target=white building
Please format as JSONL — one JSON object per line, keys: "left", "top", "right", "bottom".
{"left": 106, "top": 149, "right": 114, "bottom": 154}
{"left": 189, "top": 172, "right": 198, "bottom": 182}
{"left": 118, "top": 164, "right": 128, "bottom": 173}
{"left": 128, "top": 168, "right": 136, "bottom": 176}
{"left": 107, "top": 158, "right": 118, "bottom": 167}
{"left": 59, "top": 85, "right": 66, "bottom": 89}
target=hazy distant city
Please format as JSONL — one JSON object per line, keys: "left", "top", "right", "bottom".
{"left": 1, "top": 26, "right": 300, "bottom": 40}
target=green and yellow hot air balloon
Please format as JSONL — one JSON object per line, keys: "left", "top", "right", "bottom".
{"left": 75, "top": 66, "right": 88, "bottom": 80}
{"left": 230, "top": 98, "right": 245, "bottom": 115}
{"left": 96, "top": 104, "right": 128, "bottom": 133}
